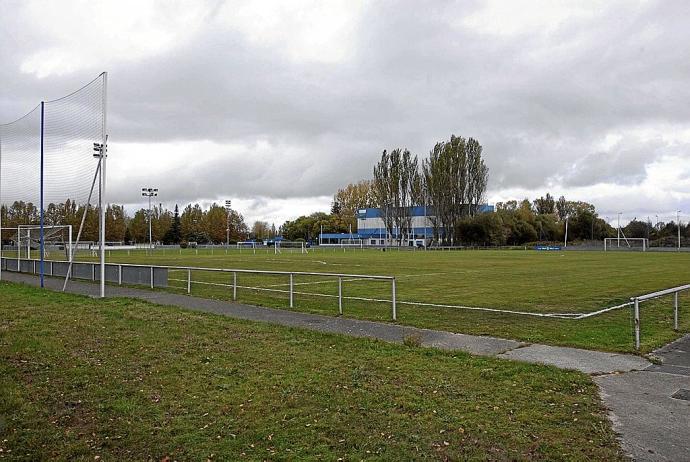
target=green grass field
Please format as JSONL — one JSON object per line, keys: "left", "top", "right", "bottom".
{"left": 0, "top": 283, "right": 624, "bottom": 460}
{"left": 68, "top": 247, "right": 690, "bottom": 353}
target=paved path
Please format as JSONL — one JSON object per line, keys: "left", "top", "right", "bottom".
{"left": 595, "top": 335, "right": 690, "bottom": 462}
{"left": 4, "top": 272, "right": 690, "bottom": 461}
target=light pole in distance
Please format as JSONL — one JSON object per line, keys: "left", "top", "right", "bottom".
{"left": 142, "top": 187, "right": 158, "bottom": 251}
{"left": 225, "top": 200, "right": 232, "bottom": 246}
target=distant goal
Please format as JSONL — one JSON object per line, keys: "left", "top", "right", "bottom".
{"left": 604, "top": 237, "right": 648, "bottom": 251}
{"left": 2, "top": 225, "right": 73, "bottom": 260}
{"left": 274, "top": 241, "right": 308, "bottom": 254}
{"left": 341, "top": 238, "right": 364, "bottom": 247}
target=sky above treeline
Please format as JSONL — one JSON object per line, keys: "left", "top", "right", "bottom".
{"left": 1, "top": 0, "right": 689, "bottom": 227}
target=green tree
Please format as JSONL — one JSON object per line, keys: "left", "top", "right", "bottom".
{"left": 163, "top": 205, "right": 182, "bottom": 244}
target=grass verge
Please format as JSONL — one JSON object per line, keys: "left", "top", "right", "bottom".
{"left": 0, "top": 282, "right": 623, "bottom": 461}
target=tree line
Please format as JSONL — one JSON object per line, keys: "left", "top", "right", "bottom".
{"left": 0, "top": 200, "right": 255, "bottom": 245}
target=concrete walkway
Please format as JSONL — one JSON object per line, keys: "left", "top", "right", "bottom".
{"left": 3, "top": 272, "right": 689, "bottom": 461}
{"left": 2, "top": 271, "right": 648, "bottom": 373}
{"left": 594, "top": 335, "right": 690, "bottom": 462}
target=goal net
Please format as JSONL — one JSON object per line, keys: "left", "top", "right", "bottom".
{"left": 275, "top": 241, "right": 308, "bottom": 254}
{"left": 604, "top": 237, "right": 648, "bottom": 251}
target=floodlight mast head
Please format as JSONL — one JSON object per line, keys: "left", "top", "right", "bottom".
{"left": 93, "top": 142, "right": 106, "bottom": 158}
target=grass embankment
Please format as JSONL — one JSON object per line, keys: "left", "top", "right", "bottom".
{"left": 76, "top": 248, "right": 690, "bottom": 353}
{"left": 0, "top": 283, "right": 623, "bottom": 461}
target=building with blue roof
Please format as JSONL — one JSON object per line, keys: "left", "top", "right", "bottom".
{"left": 319, "top": 204, "right": 494, "bottom": 246}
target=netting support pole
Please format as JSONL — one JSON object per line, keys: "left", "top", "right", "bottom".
{"left": 674, "top": 292, "right": 679, "bottom": 331}
{"left": 99, "top": 72, "right": 108, "bottom": 298}
{"left": 233, "top": 272, "right": 237, "bottom": 300}
{"left": 0, "top": 125, "right": 3, "bottom": 282}
{"left": 289, "top": 273, "right": 294, "bottom": 308}
{"left": 39, "top": 101, "right": 45, "bottom": 288}
{"left": 62, "top": 159, "right": 101, "bottom": 292}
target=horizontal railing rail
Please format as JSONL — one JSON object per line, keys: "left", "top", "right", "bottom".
{"left": 0, "top": 257, "right": 398, "bottom": 321}
{"left": 631, "top": 284, "right": 689, "bottom": 349}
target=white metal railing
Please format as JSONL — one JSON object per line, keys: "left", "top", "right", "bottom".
{"left": 1, "top": 257, "right": 398, "bottom": 321}
{"left": 154, "top": 263, "right": 397, "bottom": 320}
{"left": 631, "top": 283, "right": 690, "bottom": 349}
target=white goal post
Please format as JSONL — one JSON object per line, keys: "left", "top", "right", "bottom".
{"left": 274, "top": 241, "right": 308, "bottom": 254}
{"left": 604, "top": 237, "right": 648, "bottom": 251}
{"left": 2, "top": 225, "right": 73, "bottom": 260}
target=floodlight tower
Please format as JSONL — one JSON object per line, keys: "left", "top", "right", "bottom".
{"left": 142, "top": 187, "right": 158, "bottom": 251}
{"left": 678, "top": 210, "right": 682, "bottom": 251}
{"left": 225, "top": 200, "right": 232, "bottom": 246}
{"left": 94, "top": 138, "right": 107, "bottom": 298}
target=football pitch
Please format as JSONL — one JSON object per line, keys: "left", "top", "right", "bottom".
{"left": 77, "top": 248, "right": 690, "bottom": 353}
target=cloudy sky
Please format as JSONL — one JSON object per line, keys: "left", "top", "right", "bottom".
{"left": 1, "top": 0, "right": 689, "bottom": 226}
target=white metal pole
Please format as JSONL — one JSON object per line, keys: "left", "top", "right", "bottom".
{"left": 634, "top": 297, "right": 640, "bottom": 350}
{"left": 63, "top": 159, "right": 101, "bottom": 292}
{"left": 678, "top": 211, "right": 681, "bottom": 251}
{"left": 617, "top": 213, "right": 621, "bottom": 247}
{"left": 187, "top": 268, "right": 191, "bottom": 294}
{"left": 674, "top": 292, "right": 679, "bottom": 331}
{"left": 68, "top": 225, "right": 73, "bottom": 262}
{"left": 233, "top": 271, "right": 237, "bottom": 300}
{"left": 99, "top": 72, "right": 107, "bottom": 298}
{"left": 289, "top": 273, "right": 294, "bottom": 308}
{"left": 392, "top": 278, "right": 397, "bottom": 321}
{"left": 0, "top": 130, "right": 3, "bottom": 281}
{"left": 148, "top": 195, "right": 152, "bottom": 252}
{"left": 338, "top": 276, "right": 343, "bottom": 315}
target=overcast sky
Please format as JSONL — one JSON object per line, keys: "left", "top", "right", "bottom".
{"left": 2, "top": 0, "right": 689, "bottom": 226}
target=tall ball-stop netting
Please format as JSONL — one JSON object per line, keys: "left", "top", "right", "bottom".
{"left": 0, "top": 73, "right": 107, "bottom": 291}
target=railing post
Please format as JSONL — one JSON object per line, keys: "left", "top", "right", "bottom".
{"left": 289, "top": 273, "right": 294, "bottom": 308}
{"left": 233, "top": 271, "right": 237, "bottom": 301}
{"left": 338, "top": 276, "right": 343, "bottom": 315}
{"left": 674, "top": 292, "right": 679, "bottom": 331}
{"left": 118, "top": 264, "right": 122, "bottom": 285}
{"left": 392, "top": 278, "right": 397, "bottom": 321}
{"left": 634, "top": 297, "right": 640, "bottom": 350}
{"left": 150, "top": 266, "right": 154, "bottom": 289}
{"left": 187, "top": 268, "right": 191, "bottom": 294}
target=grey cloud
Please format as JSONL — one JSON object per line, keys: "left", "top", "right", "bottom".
{"left": 560, "top": 140, "right": 662, "bottom": 187}
{"left": 2, "top": 0, "right": 690, "bottom": 219}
